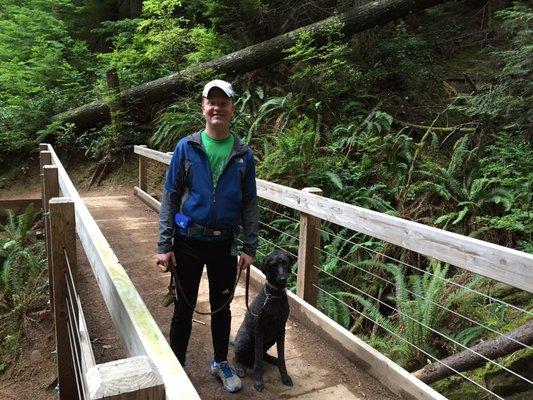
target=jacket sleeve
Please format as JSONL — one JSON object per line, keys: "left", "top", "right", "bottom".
{"left": 157, "top": 188, "right": 178, "bottom": 253}
{"left": 157, "top": 144, "right": 182, "bottom": 253}
{"left": 241, "top": 150, "right": 259, "bottom": 257}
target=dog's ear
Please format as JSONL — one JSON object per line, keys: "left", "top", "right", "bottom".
{"left": 259, "top": 254, "right": 273, "bottom": 275}
{"left": 285, "top": 251, "right": 297, "bottom": 267}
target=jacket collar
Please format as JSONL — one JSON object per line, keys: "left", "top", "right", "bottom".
{"left": 188, "top": 130, "right": 249, "bottom": 158}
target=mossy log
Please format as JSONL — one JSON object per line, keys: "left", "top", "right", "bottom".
{"left": 413, "top": 320, "right": 533, "bottom": 385}
{"left": 54, "top": 0, "right": 446, "bottom": 129}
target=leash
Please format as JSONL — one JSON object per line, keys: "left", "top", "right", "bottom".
{"left": 245, "top": 265, "right": 261, "bottom": 317}
{"left": 160, "top": 261, "right": 243, "bottom": 316}
{"left": 161, "top": 261, "right": 284, "bottom": 317}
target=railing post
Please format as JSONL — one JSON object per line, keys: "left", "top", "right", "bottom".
{"left": 138, "top": 145, "right": 147, "bottom": 192}
{"left": 49, "top": 197, "right": 78, "bottom": 400}
{"left": 40, "top": 150, "right": 52, "bottom": 212}
{"left": 43, "top": 165, "right": 60, "bottom": 310}
{"left": 297, "top": 187, "right": 323, "bottom": 307}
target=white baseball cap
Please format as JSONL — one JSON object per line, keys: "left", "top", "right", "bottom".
{"left": 202, "top": 79, "right": 235, "bottom": 99}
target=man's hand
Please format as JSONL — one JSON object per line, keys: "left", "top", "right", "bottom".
{"left": 237, "top": 252, "right": 255, "bottom": 271}
{"left": 155, "top": 252, "right": 176, "bottom": 272}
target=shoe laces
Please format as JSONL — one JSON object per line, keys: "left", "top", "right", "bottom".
{"left": 218, "top": 361, "right": 234, "bottom": 378}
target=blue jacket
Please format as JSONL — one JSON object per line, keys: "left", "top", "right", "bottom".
{"left": 157, "top": 131, "right": 259, "bottom": 256}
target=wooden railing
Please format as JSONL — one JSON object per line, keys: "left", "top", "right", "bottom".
{"left": 40, "top": 144, "right": 200, "bottom": 400}
{"left": 134, "top": 144, "right": 533, "bottom": 400}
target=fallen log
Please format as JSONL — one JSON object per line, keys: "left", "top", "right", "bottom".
{"left": 55, "top": 0, "right": 446, "bottom": 129}
{"left": 413, "top": 320, "right": 533, "bottom": 385}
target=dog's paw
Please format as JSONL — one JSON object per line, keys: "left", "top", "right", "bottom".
{"left": 281, "top": 373, "right": 293, "bottom": 387}
{"left": 254, "top": 380, "right": 264, "bottom": 392}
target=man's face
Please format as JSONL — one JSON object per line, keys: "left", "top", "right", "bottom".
{"left": 201, "top": 88, "right": 235, "bottom": 129}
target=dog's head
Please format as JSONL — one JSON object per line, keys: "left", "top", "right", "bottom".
{"left": 260, "top": 250, "right": 295, "bottom": 288}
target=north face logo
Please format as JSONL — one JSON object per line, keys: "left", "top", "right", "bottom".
{"left": 236, "top": 158, "right": 244, "bottom": 163}
{"left": 222, "top": 288, "right": 230, "bottom": 294}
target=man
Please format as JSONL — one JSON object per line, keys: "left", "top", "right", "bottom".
{"left": 155, "top": 79, "right": 258, "bottom": 393}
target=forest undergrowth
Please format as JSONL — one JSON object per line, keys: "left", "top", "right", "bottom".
{"left": 1, "top": 1, "right": 531, "bottom": 398}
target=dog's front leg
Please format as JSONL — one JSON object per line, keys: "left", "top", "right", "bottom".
{"left": 277, "top": 329, "right": 293, "bottom": 387}
{"left": 253, "top": 325, "right": 265, "bottom": 391}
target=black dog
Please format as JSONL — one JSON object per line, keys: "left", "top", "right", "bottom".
{"left": 233, "top": 250, "right": 294, "bottom": 391}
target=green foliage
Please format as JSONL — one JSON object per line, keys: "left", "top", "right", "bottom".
{"left": 96, "top": 0, "right": 228, "bottom": 88}
{"left": 283, "top": 19, "right": 362, "bottom": 103}
{"left": 0, "top": 0, "right": 92, "bottom": 162}
{"left": 0, "top": 206, "right": 47, "bottom": 367}
{"left": 151, "top": 98, "right": 205, "bottom": 150}
{"left": 317, "top": 284, "right": 359, "bottom": 329}
{"left": 353, "top": 260, "right": 478, "bottom": 370}
{"left": 452, "top": 3, "right": 532, "bottom": 128}
{"left": 2, "top": 2, "right": 532, "bottom": 395}
{"left": 258, "top": 116, "right": 322, "bottom": 187}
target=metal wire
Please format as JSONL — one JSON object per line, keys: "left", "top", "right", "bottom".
{"left": 314, "top": 285, "right": 505, "bottom": 400}
{"left": 313, "top": 264, "right": 533, "bottom": 385}
{"left": 314, "top": 226, "right": 533, "bottom": 317}
{"left": 234, "top": 237, "right": 268, "bottom": 258}
{"left": 258, "top": 220, "right": 299, "bottom": 242}
{"left": 313, "top": 245, "right": 532, "bottom": 350}
{"left": 258, "top": 236, "right": 299, "bottom": 260}
{"left": 259, "top": 203, "right": 300, "bottom": 223}
{"left": 257, "top": 219, "right": 531, "bottom": 348}
{"left": 66, "top": 300, "right": 86, "bottom": 399}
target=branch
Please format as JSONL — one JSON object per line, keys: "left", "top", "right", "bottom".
{"left": 396, "top": 120, "right": 478, "bottom": 133}
{"left": 54, "top": 0, "right": 447, "bottom": 129}
{"left": 412, "top": 320, "right": 533, "bottom": 385}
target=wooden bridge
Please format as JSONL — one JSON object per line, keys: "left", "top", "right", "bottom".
{"left": 34, "top": 143, "right": 532, "bottom": 399}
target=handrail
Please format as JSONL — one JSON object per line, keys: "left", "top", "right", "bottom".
{"left": 134, "top": 144, "right": 533, "bottom": 400}
{"left": 256, "top": 179, "right": 533, "bottom": 293}
{"left": 42, "top": 144, "right": 199, "bottom": 400}
{"left": 133, "top": 145, "right": 533, "bottom": 293}
{"left": 133, "top": 144, "right": 447, "bottom": 400}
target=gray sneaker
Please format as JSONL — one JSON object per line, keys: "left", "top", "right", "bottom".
{"left": 210, "top": 360, "right": 242, "bottom": 393}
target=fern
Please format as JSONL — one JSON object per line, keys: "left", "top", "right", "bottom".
{"left": 150, "top": 98, "right": 204, "bottom": 151}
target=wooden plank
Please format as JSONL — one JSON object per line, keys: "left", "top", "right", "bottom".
{"left": 297, "top": 187, "right": 322, "bottom": 306}
{"left": 49, "top": 197, "right": 78, "bottom": 400}
{"left": 77, "top": 297, "right": 96, "bottom": 372}
{"left": 138, "top": 147, "right": 148, "bottom": 192}
{"left": 0, "top": 198, "right": 41, "bottom": 218}
{"left": 40, "top": 151, "right": 52, "bottom": 212}
{"left": 247, "top": 266, "right": 447, "bottom": 400}
{"left": 133, "top": 186, "right": 161, "bottom": 212}
{"left": 86, "top": 356, "right": 164, "bottom": 400}
{"left": 43, "top": 166, "right": 60, "bottom": 310}
{"left": 46, "top": 145, "right": 199, "bottom": 400}
{"left": 134, "top": 145, "right": 171, "bottom": 165}
{"left": 256, "top": 179, "right": 533, "bottom": 293}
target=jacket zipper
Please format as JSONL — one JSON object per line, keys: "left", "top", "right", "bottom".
{"left": 191, "top": 138, "right": 246, "bottom": 227}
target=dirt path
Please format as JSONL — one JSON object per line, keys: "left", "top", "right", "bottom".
{"left": 78, "top": 193, "right": 398, "bottom": 400}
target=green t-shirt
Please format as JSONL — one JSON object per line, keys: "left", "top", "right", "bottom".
{"left": 201, "top": 130, "right": 235, "bottom": 186}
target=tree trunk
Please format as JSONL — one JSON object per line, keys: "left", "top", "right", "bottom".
{"left": 54, "top": 0, "right": 446, "bottom": 129}
{"left": 412, "top": 320, "right": 533, "bottom": 385}
{"left": 119, "top": 0, "right": 142, "bottom": 19}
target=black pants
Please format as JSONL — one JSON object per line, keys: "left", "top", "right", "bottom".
{"left": 170, "top": 236, "right": 237, "bottom": 366}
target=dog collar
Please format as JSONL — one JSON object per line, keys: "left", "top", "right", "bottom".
{"left": 264, "top": 284, "right": 286, "bottom": 299}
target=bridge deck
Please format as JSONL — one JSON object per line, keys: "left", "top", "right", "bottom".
{"left": 77, "top": 194, "right": 398, "bottom": 400}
